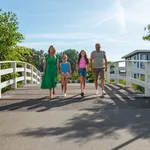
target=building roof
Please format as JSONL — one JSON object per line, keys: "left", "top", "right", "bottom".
{"left": 122, "top": 50, "right": 150, "bottom": 59}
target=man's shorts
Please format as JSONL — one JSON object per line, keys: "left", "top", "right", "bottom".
{"left": 93, "top": 68, "right": 105, "bottom": 80}
{"left": 78, "top": 68, "right": 87, "bottom": 77}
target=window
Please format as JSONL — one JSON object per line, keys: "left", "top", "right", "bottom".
{"left": 134, "top": 55, "right": 136, "bottom": 64}
{"left": 134, "top": 73, "right": 137, "bottom": 79}
{"left": 148, "top": 54, "right": 150, "bottom": 60}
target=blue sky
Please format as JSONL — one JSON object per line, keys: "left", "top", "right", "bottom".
{"left": 1, "top": 0, "right": 150, "bottom": 61}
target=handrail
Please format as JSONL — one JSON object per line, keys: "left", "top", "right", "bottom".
{"left": 106, "top": 60, "right": 150, "bottom": 97}
{"left": 0, "top": 61, "right": 39, "bottom": 71}
{"left": 0, "top": 61, "right": 41, "bottom": 98}
{"left": 110, "top": 60, "right": 150, "bottom": 63}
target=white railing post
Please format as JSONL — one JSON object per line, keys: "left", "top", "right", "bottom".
{"left": 22, "top": 63, "right": 27, "bottom": 85}
{"left": 39, "top": 72, "right": 42, "bottom": 83}
{"left": 0, "top": 63, "right": 1, "bottom": 98}
{"left": 30, "top": 66, "right": 33, "bottom": 84}
{"left": 36, "top": 69, "right": 39, "bottom": 84}
{"left": 106, "top": 64, "right": 110, "bottom": 83}
{"left": 114, "top": 62, "right": 119, "bottom": 84}
{"left": 11, "top": 62, "right": 17, "bottom": 89}
{"left": 144, "top": 62, "right": 150, "bottom": 97}
{"left": 126, "top": 61, "right": 132, "bottom": 87}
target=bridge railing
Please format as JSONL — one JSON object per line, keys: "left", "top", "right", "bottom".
{"left": 0, "top": 61, "right": 41, "bottom": 98}
{"left": 106, "top": 60, "right": 150, "bottom": 97}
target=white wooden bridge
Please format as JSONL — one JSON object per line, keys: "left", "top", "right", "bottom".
{"left": 1, "top": 60, "right": 150, "bottom": 150}
{"left": 0, "top": 60, "right": 150, "bottom": 98}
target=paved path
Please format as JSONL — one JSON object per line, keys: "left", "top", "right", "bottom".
{"left": 0, "top": 83, "right": 150, "bottom": 150}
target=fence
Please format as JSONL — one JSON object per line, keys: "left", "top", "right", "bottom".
{"left": 0, "top": 61, "right": 41, "bottom": 98}
{"left": 106, "top": 60, "right": 150, "bottom": 97}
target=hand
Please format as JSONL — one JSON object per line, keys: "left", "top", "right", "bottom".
{"left": 91, "top": 68, "right": 94, "bottom": 72}
{"left": 42, "top": 72, "right": 45, "bottom": 76}
{"left": 76, "top": 67, "right": 78, "bottom": 72}
{"left": 105, "top": 67, "right": 107, "bottom": 72}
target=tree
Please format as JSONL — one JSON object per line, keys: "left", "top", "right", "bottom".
{"left": 72, "top": 71, "right": 78, "bottom": 81}
{"left": 58, "top": 49, "right": 78, "bottom": 72}
{"left": 0, "top": 9, "right": 24, "bottom": 60}
{"left": 143, "top": 24, "right": 150, "bottom": 41}
{"left": 30, "top": 49, "right": 45, "bottom": 69}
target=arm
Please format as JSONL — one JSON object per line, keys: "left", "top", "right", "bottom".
{"left": 57, "top": 59, "right": 60, "bottom": 73}
{"left": 68, "top": 62, "right": 72, "bottom": 74}
{"left": 43, "top": 58, "right": 46, "bottom": 74}
{"left": 60, "top": 63, "right": 62, "bottom": 73}
{"left": 104, "top": 55, "right": 108, "bottom": 71}
{"left": 90, "top": 55, "right": 93, "bottom": 72}
{"left": 76, "top": 60, "right": 79, "bottom": 72}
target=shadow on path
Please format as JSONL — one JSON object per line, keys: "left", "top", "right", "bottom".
{"left": 4, "top": 83, "right": 150, "bottom": 149}
{"left": 0, "top": 94, "right": 95, "bottom": 112}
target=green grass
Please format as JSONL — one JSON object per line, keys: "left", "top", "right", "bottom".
{"left": 131, "top": 76, "right": 145, "bottom": 92}
{"left": 118, "top": 80, "right": 126, "bottom": 85}
{"left": 109, "top": 77, "right": 145, "bottom": 92}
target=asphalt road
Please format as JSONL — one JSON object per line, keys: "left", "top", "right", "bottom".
{"left": 0, "top": 83, "right": 150, "bottom": 150}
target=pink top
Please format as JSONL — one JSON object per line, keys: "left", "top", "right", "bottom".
{"left": 79, "top": 57, "right": 86, "bottom": 68}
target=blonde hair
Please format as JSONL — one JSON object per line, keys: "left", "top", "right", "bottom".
{"left": 48, "top": 45, "right": 56, "bottom": 55}
{"left": 62, "top": 54, "right": 67, "bottom": 58}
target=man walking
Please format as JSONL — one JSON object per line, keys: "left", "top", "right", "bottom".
{"left": 90, "top": 43, "right": 107, "bottom": 95}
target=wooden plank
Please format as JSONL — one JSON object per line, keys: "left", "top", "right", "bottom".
{"left": 131, "top": 78, "right": 145, "bottom": 87}
{"left": 0, "top": 79, "right": 14, "bottom": 89}
{"left": 16, "top": 68, "right": 24, "bottom": 72}
{"left": 0, "top": 68, "right": 13, "bottom": 76}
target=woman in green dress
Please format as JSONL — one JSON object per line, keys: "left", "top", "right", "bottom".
{"left": 41, "top": 45, "right": 59, "bottom": 98}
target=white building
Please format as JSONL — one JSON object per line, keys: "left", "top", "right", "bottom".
{"left": 122, "top": 50, "right": 150, "bottom": 78}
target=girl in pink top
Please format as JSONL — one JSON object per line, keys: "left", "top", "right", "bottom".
{"left": 76, "top": 50, "right": 89, "bottom": 97}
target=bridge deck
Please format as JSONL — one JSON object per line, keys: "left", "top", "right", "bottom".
{"left": 0, "top": 84, "right": 150, "bottom": 150}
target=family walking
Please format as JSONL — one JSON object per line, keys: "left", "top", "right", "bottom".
{"left": 41, "top": 43, "right": 108, "bottom": 99}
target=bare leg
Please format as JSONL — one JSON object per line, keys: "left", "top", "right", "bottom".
{"left": 94, "top": 78, "right": 98, "bottom": 89}
{"left": 101, "top": 78, "right": 105, "bottom": 91}
{"left": 79, "top": 76, "right": 84, "bottom": 92}
{"left": 83, "top": 76, "right": 86, "bottom": 92}
{"left": 61, "top": 83, "right": 63, "bottom": 91}
{"left": 53, "top": 88, "right": 55, "bottom": 95}
{"left": 49, "top": 89, "right": 52, "bottom": 98}
{"left": 61, "top": 77, "right": 65, "bottom": 94}
{"left": 64, "top": 78, "right": 68, "bottom": 94}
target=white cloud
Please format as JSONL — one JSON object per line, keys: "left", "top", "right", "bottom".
{"left": 25, "top": 33, "right": 106, "bottom": 40}
{"left": 92, "top": 16, "right": 114, "bottom": 28}
{"left": 25, "top": 33, "right": 88, "bottom": 39}
{"left": 92, "top": 0, "right": 126, "bottom": 33}
{"left": 123, "top": 0, "right": 150, "bottom": 25}
{"left": 115, "top": 0, "right": 126, "bottom": 33}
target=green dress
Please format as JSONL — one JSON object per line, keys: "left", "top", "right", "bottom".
{"left": 41, "top": 54, "right": 58, "bottom": 89}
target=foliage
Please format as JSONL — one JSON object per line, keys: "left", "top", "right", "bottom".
{"left": 87, "top": 69, "right": 94, "bottom": 83}
{"left": 30, "top": 49, "right": 45, "bottom": 69}
{"left": 0, "top": 9, "right": 24, "bottom": 60}
{"left": 57, "top": 74, "right": 61, "bottom": 81}
{"left": 143, "top": 24, "right": 150, "bottom": 41}
{"left": 72, "top": 71, "right": 78, "bottom": 80}
{"left": 58, "top": 49, "right": 78, "bottom": 73}
{"left": 0, "top": 9, "right": 45, "bottom": 93}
